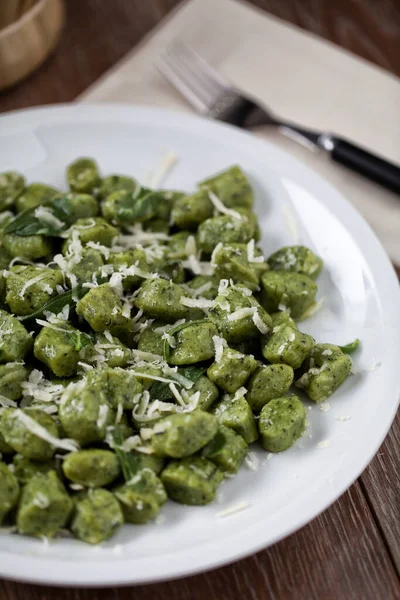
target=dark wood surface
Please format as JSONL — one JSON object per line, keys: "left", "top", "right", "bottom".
{"left": 0, "top": 1, "right": 399, "bottom": 598}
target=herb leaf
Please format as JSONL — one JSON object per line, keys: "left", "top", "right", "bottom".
{"left": 19, "top": 286, "right": 87, "bottom": 326}
{"left": 5, "top": 208, "right": 65, "bottom": 236}
{"left": 149, "top": 381, "right": 175, "bottom": 402}
{"left": 178, "top": 365, "right": 206, "bottom": 383}
{"left": 5, "top": 195, "right": 75, "bottom": 237}
{"left": 110, "top": 426, "right": 136, "bottom": 482}
{"left": 339, "top": 339, "right": 360, "bottom": 354}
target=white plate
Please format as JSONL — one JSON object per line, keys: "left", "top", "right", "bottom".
{"left": 0, "top": 104, "right": 399, "bottom": 587}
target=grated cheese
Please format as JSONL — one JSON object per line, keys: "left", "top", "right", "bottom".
{"left": 216, "top": 502, "right": 250, "bottom": 518}
{"left": 12, "top": 409, "right": 79, "bottom": 452}
{"left": 34, "top": 206, "right": 64, "bottom": 231}
{"left": 181, "top": 259, "right": 214, "bottom": 276}
{"left": 217, "top": 279, "right": 229, "bottom": 295}
{"left": 208, "top": 191, "right": 242, "bottom": 220}
{"left": 96, "top": 404, "right": 109, "bottom": 429}
{"left": 191, "top": 281, "right": 213, "bottom": 297}
{"left": 162, "top": 332, "right": 176, "bottom": 348}
{"left": 317, "top": 439, "right": 331, "bottom": 449}
{"left": 0, "top": 394, "right": 17, "bottom": 408}
{"left": 232, "top": 387, "right": 247, "bottom": 401}
{"left": 319, "top": 401, "right": 331, "bottom": 412}
{"left": 321, "top": 349, "right": 333, "bottom": 356}
{"left": 335, "top": 415, "right": 351, "bottom": 423}
{"left": 245, "top": 452, "right": 260, "bottom": 471}
{"left": 252, "top": 309, "right": 269, "bottom": 334}
{"left": 227, "top": 307, "right": 256, "bottom": 322}
{"left": 184, "top": 235, "right": 197, "bottom": 257}
{"left": 180, "top": 296, "right": 214, "bottom": 310}
{"left": 169, "top": 383, "right": 186, "bottom": 407}
{"left": 154, "top": 319, "right": 185, "bottom": 334}
{"left": 86, "top": 241, "right": 111, "bottom": 259}
{"left": 246, "top": 239, "right": 264, "bottom": 263}
{"left": 130, "top": 350, "right": 163, "bottom": 362}
{"left": 18, "top": 272, "right": 48, "bottom": 299}
{"left": 129, "top": 371, "right": 183, "bottom": 387}
{"left": 22, "top": 370, "right": 65, "bottom": 403}
{"left": 146, "top": 151, "right": 178, "bottom": 188}
{"left": 212, "top": 335, "right": 227, "bottom": 363}
{"left": 113, "top": 402, "right": 123, "bottom": 425}
{"left": 210, "top": 242, "right": 223, "bottom": 267}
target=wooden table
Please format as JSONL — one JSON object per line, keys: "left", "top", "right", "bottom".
{"left": 0, "top": 1, "right": 399, "bottom": 598}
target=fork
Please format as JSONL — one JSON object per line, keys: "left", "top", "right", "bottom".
{"left": 159, "top": 42, "right": 400, "bottom": 195}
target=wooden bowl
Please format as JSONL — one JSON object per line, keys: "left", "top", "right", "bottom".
{"left": 0, "top": 0, "right": 65, "bottom": 91}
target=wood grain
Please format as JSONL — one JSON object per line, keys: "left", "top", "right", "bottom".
{"left": 1, "top": 0, "right": 400, "bottom": 114}
{"left": 0, "top": 484, "right": 398, "bottom": 600}
{"left": 361, "top": 411, "right": 400, "bottom": 571}
{"left": 0, "top": 0, "right": 399, "bottom": 598}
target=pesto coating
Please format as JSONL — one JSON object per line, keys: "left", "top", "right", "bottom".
{"left": 0, "top": 160, "right": 350, "bottom": 544}
{"left": 212, "top": 394, "right": 259, "bottom": 443}
{"left": 0, "top": 462, "right": 19, "bottom": 524}
{"left": 209, "top": 286, "right": 271, "bottom": 343}
{"left": 59, "top": 386, "right": 115, "bottom": 446}
{"left": 207, "top": 348, "right": 258, "bottom": 393}
{"left": 151, "top": 412, "right": 218, "bottom": 458}
{"left": 259, "top": 395, "right": 307, "bottom": 452}
{"left": 197, "top": 211, "right": 256, "bottom": 254}
{"left": 202, "top": 425, "right": 248, "bottom": 474}
{"left": 168, "top": 321, "right": 218, "bottom": 365}
{"left": 0, "top": 408, "right": 59, "bottom": 461}
{"left": 17, "top": 471, "right": 73, "bottom": 538}
{"left": 63, "top": 217, "right": 118, "bottom": 249}
{"left": 171, "top": 190, "right": 213, "bottom": 229}
{"left": 114, "top": 469, "right": 167, "bottom": 524}
{"left": 267, "top": 245, "right": 323, "bottom": 279}
{"left": 12, "top": 454, "right": 55, "bottom": 485}
{"left": 212, "top": 243, "right": 268, "bottom": 290}
{"left": 85, "top": 367, "right": 143, "bottom": 410}
{"left": 5, "top": 266, "right": 63, "bottom": 316}
{"left": 71, "top": 489, "right": 124, "bottom": 544}
{"left": 0, "top": 363, "right": 29, "bottom": 400}
{"left": 247, "top": 364, "right": 294, "bottom": 412}
{"left": 261, "top": 271, "right": 318, "bottom": 319}
{"left": 0, "top": 310, "right": 33, "bottom": 362}
{"left": 2, "top": 232, "right": 52, "bottom": 260}
{"left": 161, "top": 457, "right": 224, "bottom": 505}
{"left": 135, "top": 278, "right": 202, "bottom": 322}
{"left": 262, "top": 324, "right": 314, "bottom": 369}
{"left": 67, "top": 158, "right": 100, "bottom": 194}
{"left": 76, "top": 284, "right": 130, "bottom": 336}
{"left": 34, "top": 323, "right": 92, "bottom": 377}
{"left": 0, "top": 171, "right": 25, "bottom": 211}
{"left": 62, "top": 450, "right": 120, "bottom": 488}
{"left": 16, "top": 183, "right": 59, "bottom": 213}
{"left": 199, "top": 165, "right": 254, "bottom": 209}
{"left": 296, "top": 343, "right": 352, "bottom": 402}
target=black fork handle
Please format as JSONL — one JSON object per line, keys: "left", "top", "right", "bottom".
{"left": 244, "top": 106, "right": 400, "bottom": 195}
{"left": 326, "top": 136, "right": 400, "bottom": 194}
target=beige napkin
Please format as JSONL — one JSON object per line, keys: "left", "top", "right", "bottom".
{"left": 80, "top": 0, "right": 400, "bottom": 263}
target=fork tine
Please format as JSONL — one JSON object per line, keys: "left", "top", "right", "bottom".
{"left": 171, "top": 42, "right": 228, "bottom": 90}
{"left": 166, "top": 48, "right": 222, "bottom": 105}
{"left": 159, "top": 42, "right": 229, "bottom": 114}
{"left": 158, "top": 52, "right": 210, "bottom": 113}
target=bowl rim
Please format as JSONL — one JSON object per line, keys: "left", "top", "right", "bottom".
{"left": 0, "top": 0, "right": 55, "bottom": 38}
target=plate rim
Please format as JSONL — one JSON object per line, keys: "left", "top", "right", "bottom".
{"left": 0, "top": 103, "right": 399, "bottom": 587}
